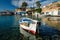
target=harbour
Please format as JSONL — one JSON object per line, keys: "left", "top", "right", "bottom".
{"left": 0, "top": 15, "right": 60, "bottom": 40}
{"left": 0, "top": 0, "right": 60, "bottom": 40}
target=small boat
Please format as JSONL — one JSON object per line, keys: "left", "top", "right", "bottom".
{"left": 19, "top": 17, "right": 41, "bottom": 35}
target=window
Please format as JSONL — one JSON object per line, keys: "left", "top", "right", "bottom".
{"left": 46, "top": 12, "right": 49, "bottom": 15}
{"left": 58, "top": 10, "right": 60, "bottom": 15}
{"left": 41, "top": 12, "right": 44, "bottom": 14}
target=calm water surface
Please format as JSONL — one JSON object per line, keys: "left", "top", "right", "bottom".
{"left": 0, "top": 15, "right": 21, "bottom": 40}
{"left": 0, "top": 15, "right": 60, "bottom": 40}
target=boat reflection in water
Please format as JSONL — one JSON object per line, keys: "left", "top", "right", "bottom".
{"left": 19, "top": 17, "right": 60, "bottom": 40}
{"left": 20, "top": 27, "right": 37, "bottom": 40}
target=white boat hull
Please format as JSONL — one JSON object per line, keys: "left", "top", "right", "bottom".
{"left": 20, "top": 23, "right": 37, "bottom": 35}
{"left": 19, "top": 18, "right": 40, "bottom": 35}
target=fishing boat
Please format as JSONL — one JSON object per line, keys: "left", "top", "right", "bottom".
{"left": 19, "top": 17, "right": 41, "bottom": 35}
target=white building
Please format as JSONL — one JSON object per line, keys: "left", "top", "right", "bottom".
{"left": 42, "top": 2, "right": 60, "bottom": 16}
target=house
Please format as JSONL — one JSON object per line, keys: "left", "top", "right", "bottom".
{"left": 15, "top": 8, "right": 35, "bottom": 16}
{"left": 42, "top": 2, "right": 60, "bottom": 16}
{"left": 15, "top": 8, "right": 33, "bottom": 12}
{"left": 15, "top": 8, "right": 26, "bottom": 12}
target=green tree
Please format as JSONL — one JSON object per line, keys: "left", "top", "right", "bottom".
{"left": 36, "top": 1, "right": 42, "bottom": 13}
{"left": 36, "top": 1, "right": 41, "bottom": 8}
{"left": 35, "top": 8, "right": 42, "bottom": 13}
{"left": 21, "top": 2, "right": 28, "bottom": 8}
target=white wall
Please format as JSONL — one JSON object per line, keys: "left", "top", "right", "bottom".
{"left": 44, "top": 10, "right": 58, "bottom": 15}
{"left": 53, "top": 10, "right": 58, "bottom": 15}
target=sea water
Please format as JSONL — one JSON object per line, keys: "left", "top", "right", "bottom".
{"left": 0, "top": 15, "right": 60, "bottom": 40}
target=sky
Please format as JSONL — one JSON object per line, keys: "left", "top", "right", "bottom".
{"left": 0, "top": 0, "right": 59, "bottom": 11}
{"left": 0, "top": 0, "right": 16, "bottom": 11}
